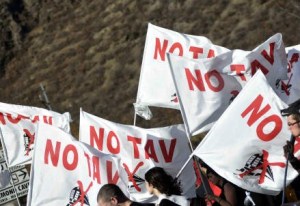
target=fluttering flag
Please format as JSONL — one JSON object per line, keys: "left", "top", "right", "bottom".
{"left": 168, "top": 33, "right": 288, "bottom": 135}
{"left": 275, "top": 45, "right": 300, "bottom": 105}
{"left": 79, "top": 110, "right": 196, "bottom": 202}
{"left": 135, "top": 23, "right": 229, "bottom": 118}
{"left": 192, "top": 70, "right": 297, "bottom": 195}
{"left": 27, "top": 123, "right": 128, "bottom": 206}
{"left": 0, "top": 102, "right": 71, "bottom": 167}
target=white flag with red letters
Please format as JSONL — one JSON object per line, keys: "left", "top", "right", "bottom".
{"left": 275, "top": 45, "right": 300, "bottom": 104}
{"left": 192, "top": 70, "right": 297, "bottom": 195}
{"left": 168, "top": 33, "right": 288, "bottom": 135}
{"left": 0, "top": 102, "right": 71, "bottom": 167}
{"left": 27, "top": 123, "right": 128, "bottom": 206}
{"left": 79, "top": 110, "right": 196, "bottom": 202}
{"left": 135, "top": 23, "right": 230, "bottom": 118}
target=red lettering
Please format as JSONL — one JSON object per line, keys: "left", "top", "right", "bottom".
{"left": 189, "top": 46, "right": 203, "bottom": 59}
{"left": 288, "top": 53, "right": 300, "bottom": 73}
{"left": 145, "top": 139, "right": 158, "bottom": 162}
{"left": 63, "top": 145, "right": 78, "bottom": 170}
{"left": 154, "top": 38, "right": 168, "bottom": 61}
{"left": 107, "top": 131, "right": 120, "bottom": 154}
{"left": 89, "top": 126, "right": 104, "bottom": 151}
{"left": 185, "top": 68, "right": 205, "bottom": 91}
{"left": 43, "top": 116, "right": 53, "bottom": 125}
{"left": 44, "top": 139, "right": 60, "bottom": 166}
{"left": 241, "top": 95, "right": 270, "bottom": 126}
{"left": 0, "top": 113, "right": 5, "bottom": 125}
{"left": 169, "top": 42, "right": 183, "bottom": 56}
{"left": 256, "top": 115, "right": 282, "bottom": 141}
{"left": 107, "top": 160, "right": 119, "bottom": 184}
{"left": 127, "top": 136, "right": 142, "bottom": 159}
{"left": 92, "top": 156, "right": 100, "bottom": 184}
{"left": 230, "top": 64, "right": 246, "bottom": 81}
{"left": 159, "top": 139, "right": 176, "bottom": 163}
{"left": 32, "top": 115, "right": 39, "bottom": 123}
{"left": 205, "top": 70, "right": 224, "bottom": 92}
{"left": 251, "top": 60, "right": 269, "bottom": 75}
{"left": 7, "top": 114, "right": 24, "bottom": 124}
{"left": 261, "top": 42, "right": 275, "bottom": 65}
{"left": 207, "top": 49, "right": 215, "bottom": 58}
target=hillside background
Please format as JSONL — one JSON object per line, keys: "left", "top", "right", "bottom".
{"left": 1, "top": 0, "right": 300, "bottom": 140}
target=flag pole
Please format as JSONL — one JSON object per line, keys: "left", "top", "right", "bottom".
{"left": 174, "top": 116, "right": 211, "bottom": 195}
{"left": 281, "top": 134, "right": 295, "bottom": 204}
{"left": 39, "top": 83, "right": 52, "bottom": 111}
{"left": 0, "top": 127, "right": 21, "bottom": 206}
{"left": 133, "top": 111, "right": 137, "bottom": 126}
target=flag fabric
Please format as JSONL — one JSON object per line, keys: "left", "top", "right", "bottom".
{"left": 27, "top": 123, "right": 128, "bottom": 206}
{"left": 276, "top": 45, "right": 300, "bottom": 104}
{"left": 0, "top": 102, "right": 71, "bottom": 167}
{"left": 192, "top": 70, "right": 297, "bottom": 195}
{"left": 135, "top": 23, "right": 230, "bottom": 118}
{"left": 168, "top": 33, "right": 288, "bottom": 135}
{"left": 79, "top": 110, "right": 196, "bottom": 202}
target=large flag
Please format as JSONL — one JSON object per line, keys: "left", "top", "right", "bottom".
{"left": 0, "top": 102, "right": 71, "bottom": 167}
{"left": 135, "top": 23, "right": 229, "bottom": 118}
{"left": 276, "top": 45, "right": 300, "bottom": 104}
{"left": 27, "top": 123, "right": 128, "bottom": 206}
{"left": 192, "top": 70, "right": 297, "bottom": 195}
{"left": 168, "top": 33, "right": 288, "bottom": 135}
{"left": 79, "top": 110, "right": 196, "bottom": 202}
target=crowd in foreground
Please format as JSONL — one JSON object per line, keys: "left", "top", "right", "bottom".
{"left": 96, "top": 99, "right": 300, "bottom": 206}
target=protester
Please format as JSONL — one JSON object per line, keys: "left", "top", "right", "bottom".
{"left": 144, "top": 167, "right": 190, "bottom": 206}
{"left": 97, "top": 183, "right": 154, "bottom": 206}
{"left": 281, "top": 98, "right": 300, "bottom": 200}
{"left": 282, "top": 98, "right": 300, "bottom": 173}
{"left": 204, "top": 166, "right": 245, "bottom": 206}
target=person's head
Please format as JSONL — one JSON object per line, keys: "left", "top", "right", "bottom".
{"left": 144, "top": 167, "right": 182, "bottom": 196}
{"left": 281, "top": 99, "right": 300, "bottom": 137}
{"left": 206, "top": 167, "right": 222, "bottom": 187}
{"left": 97, "top": 184, "right": 129, "bottom": 206}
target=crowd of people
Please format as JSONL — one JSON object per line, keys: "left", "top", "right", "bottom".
{"left": 96, "top": 98, "right": 300, "bottom": 206}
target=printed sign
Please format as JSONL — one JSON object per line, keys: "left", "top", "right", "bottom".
{"left": 0, "top": 149, "right": 30, "bottom": 204}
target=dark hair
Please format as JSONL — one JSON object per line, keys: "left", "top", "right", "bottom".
{"left": 97, "top": 184, "right": 128, "bottom": 203}
{"left": 145, "top": 167, "right": 182, "bottom": 196}
{"left": 205, "top": 166, "right": 219, "bottom": 177}
{"left": 281, "top": 98, "right": 300, "bottom": 117}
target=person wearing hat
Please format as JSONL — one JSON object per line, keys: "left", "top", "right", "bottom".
{"left": 281, "top": 98, "right": 300, "bottom": 173}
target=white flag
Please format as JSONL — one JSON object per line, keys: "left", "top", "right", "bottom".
{"left": 79, "top": 110, "right": 196, "bottom": 202}
{"left": 135, "top": 23, "right": 229, "bottom": 118}
{"left": 276, "top": 45, "right": 300, "bottom": 104}
{"left": 27, "top": 123, "right": 128, "bottom": 206}
{"left": 0, "top": 102, "right": 71, "bottom": 167}
{"left": 168, "top": 33, "right": 288, "bottom": 135}
{"left": 193, "top": 70, "right": 297, "bottom": 195}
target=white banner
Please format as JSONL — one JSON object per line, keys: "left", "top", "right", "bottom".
{"left": 0, "top": 102, "right": 71, "bottom": 167}
{"left": 168, "top": 33, "right": 288, "bottom": 135}
{"left": 192, "top": 70, "right": 297, "bottom": 195}
{"left": 276, "top": 45, "right": 300, "bottom": 104}
{"left": 135, "top": 23, "right": 229, "bottom": 116}
{"left": 79, "top": 110, "right": 196, "bottom": 202}
{"left": 27, "top": 123, "right": 128, "bottom": 206}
